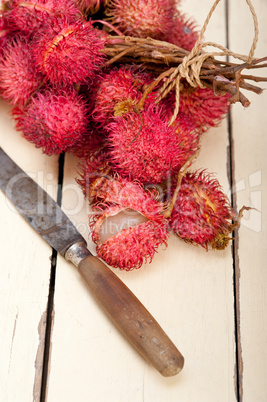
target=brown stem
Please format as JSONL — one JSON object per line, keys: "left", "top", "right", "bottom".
{"left": 200, "top": 76, "right": 264, "bottom": 94}
{"left": 208, "top": 78, "right": 251, "bottom": 107}
{"left": 238, "top": 74, "right": 267, "bottom": 83}
{"left": 164, "top": 150, "right": 200, "bottom": 219}
{"left": 105, "top": 45, "right": 137, "bottom": 66}
{"left": 102, "top": 36, "right": 267, "bottom": 107}
{"left": 137, "top": 68, "right": 176, "bottom": 110}
{"left": 238, "top": 81, "right": 264, "bottom": 94}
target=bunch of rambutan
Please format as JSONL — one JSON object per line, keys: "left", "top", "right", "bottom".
{"left": 0, "top": 0, "right": 241, "bottom": 271}
{"left": 0, "top": 0, "right": 108, "bottom": 153}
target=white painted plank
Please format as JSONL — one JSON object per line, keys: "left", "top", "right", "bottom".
{"left": 229, "top": 0, "right": 267, "bottom": 400}
{"left": 47, "top": 1, "right": 238, "bottom": 401}
{"left": 0, "top": 100, "right": 59, "bottom": 401}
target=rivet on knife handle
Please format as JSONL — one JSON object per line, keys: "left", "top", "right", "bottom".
{"left": 66, "top": 241, "right": 184, "bottom": 377}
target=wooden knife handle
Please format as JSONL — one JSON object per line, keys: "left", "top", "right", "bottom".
{"left": 78, "top": 254, "right": 184, "bottom": 377}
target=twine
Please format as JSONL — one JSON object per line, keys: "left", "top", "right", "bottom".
{"left": 159, "top": 0, "right": 259, "bottom": 125}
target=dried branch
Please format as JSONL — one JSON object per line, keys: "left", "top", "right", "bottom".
{"left": 103, "top": 36, "right": 267, "bottom": 107}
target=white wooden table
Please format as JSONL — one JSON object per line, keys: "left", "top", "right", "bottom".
{"left": 0, "top": 1, "right": 266, "bottom": 401}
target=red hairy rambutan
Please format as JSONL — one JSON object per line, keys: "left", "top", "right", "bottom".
{"left": 164, "top": 85, "right": 231, "bottom": 132}
{"left": 3, "top": 0, "right": 82, "bottom": 36}
{"left": 0, "top": 37, "right": 44, "bottom": 106}
{"left": 77, "top": 150, "right": 113, "bottom": 202}
{"left": 12, "top": 88, "right": 89, "bottom": 154}
{"left": 90, "top": 65, "right": 155, "bottom": 127}
{"left": 168, "top": 12, "right": 199, "bottom": 51}
{"left": 171, "top": 113, "right": 201, "bottom": 166}
{"left": 89, "top": 176, "right": 169, "bottom": 270}
{"left": 107, "top": 105, "right": 198, "bottom": 184}
{"left": 105, "top": 0, "right": 177, "bottom": 39}
{"left": 0, "top": 13, "right": 10, "bottom": 51}
{"left": 33, "top": 18, "right": 107, "bottom": 86}
{"left": 168, "top": 170, "right": 237, "bottom": 250}
{"left": 76, "top": 0, "right": 109, "bottom": 15}
{"left": 84, "top": 171, "right": 162, "bottom": 207}
{"left": 72, "top": 125, "right": 106, "bottom": 159}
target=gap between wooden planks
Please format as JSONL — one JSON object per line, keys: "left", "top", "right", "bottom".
{"left": 0, "top": 0, "right": 266, "bottom": 401}
{"left": 45, "top": 1, "right": 238, "bottom": 401}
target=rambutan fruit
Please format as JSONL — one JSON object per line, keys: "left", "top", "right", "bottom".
{"left": 0, "top": 37, "right": 44, "bottom": 106}
{"left": 105, "top": 0, "right": 177, "bottom": 40}
{"left": 77, "top": 151, "right": 113, "bottom": 202}
{"left": 171, "top": 113, "right": 201, "bottom": 167}
{"left": 33, "top": 18, "right": 107, "bottom": 86}
{"left": 167, "top": 12, "right": 199, "bottom": 51}
{"left": 106, "top": 105, "right": 199, "bottom": 184}
{"left": 0, "top": 12, "right": 8, "bottom": 48}
{"left": 89, "top": 177, "right": 169, "bottom": 270}
{"left": 76, "top": 0, "right": 109, "bottom": 15}
{"left": 90, "top": 65, "right": 155, "bottom": 128}
{"left": 12, "top": 88, "right": 90, "bottom": 154}
{"left": 168, "top": 170, "right": 238, "bottom": 250}
{"left": 72, "top": 125, "right": 106, "bottom": 159}
{"left": 2, "top": 0, "right": 82, "bottom": 37}
{"left": 164, "top": 85, "right": 231, "bottom": 132}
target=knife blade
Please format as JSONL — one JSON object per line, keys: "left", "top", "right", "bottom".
{"left": 0, "top": 147, "right": 184, "bottom": 377}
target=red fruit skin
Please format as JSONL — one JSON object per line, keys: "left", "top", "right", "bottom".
{"left": 72, "top": 126, "right": 106, "bottom": 159}
{"left": 0, "top": 13, "right": 11, "bottom": 51}
{"left": 3, "top": 0, "right": 82, "bottom": 36}
{"left": 77, "top": 0, "right": 108, "bottom": 15}
{"left": 89, "top": 177, "right": 169, "bottom": 270}
{"left": 164, "top": 86, "right": 231, "bottom": 132}
{"left": 169, "top": 171, "right": 237, "bottom": 249}
{"left": 90, "top": 65, "right": 155, "bottom": 128}
{"left": 107, "top": 105, "right": 199, "bottom": 184}
{"left": 85, "top": 175, "right": 164, "bottom": 214}
{"left": 167, "top": 13, "right": 199, "bottom": 51}
{"left": 171, "top": 113, "right": 201, "bottom": 166}
{"left": 33, "top": 19, "right": 107, "bottom": 86}
{"left": 0, "top": 29, "right": 10, "bottom": 52}
{"left": 92, "top": 207, "right": 169, "bottom": 270}
{"left": 106, "top": 0, "right": 177, "bottom": 39}
{"left": 0, "top": 37, "right": 44, "bottom": 106}
{"left": 13, "top": 88, "right": 90, "bottom": 154}
{"left": 76, "top": 149, "right": 113, "bottom": 201}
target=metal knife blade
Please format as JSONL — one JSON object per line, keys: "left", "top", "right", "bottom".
{"left": 0, "top": 147, "right": 84, "bottom": 255}
{"left": 0, "top": 147, "right": 184, "bottom": 377}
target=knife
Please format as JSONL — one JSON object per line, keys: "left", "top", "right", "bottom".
{"left": 0, "top": 147, "right": 184, "bottom": 377}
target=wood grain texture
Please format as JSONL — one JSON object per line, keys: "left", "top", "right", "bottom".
{"left": 229, "top": 0, "right": 267, "bottom": 400}
{"left": 78, "top": 254, "right": 184, "bottom": 377}
{"left": 0, "top": 100, "right": 59, "bottom": 401}
{"left": 46, "top": 1, "right": 238, "bottom": 401}
{"left": 0, "top": 0, "right": 266, "bottom": 401}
